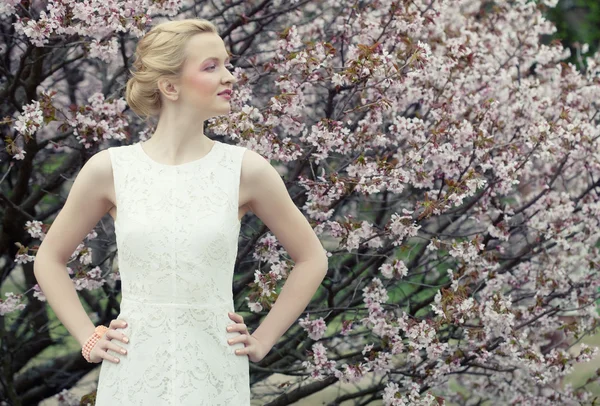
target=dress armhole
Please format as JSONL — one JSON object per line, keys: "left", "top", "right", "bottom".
{"left": 234, "top": 146, "right": 248, "bottom": 219}
{"left": 107, "top": 147, "right": 120, "bottom": 223}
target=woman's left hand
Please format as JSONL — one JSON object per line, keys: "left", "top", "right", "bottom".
{"left": 226, "top": 311, "right": 270, "bottom": 363}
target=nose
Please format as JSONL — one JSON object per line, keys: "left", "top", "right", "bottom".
{"left": 223, "top": 69, "right": 237, "bottom": 85}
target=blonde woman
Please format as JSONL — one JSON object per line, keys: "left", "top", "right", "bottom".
{"left": 33, "top": 18, "right": 328, "bottom": 405}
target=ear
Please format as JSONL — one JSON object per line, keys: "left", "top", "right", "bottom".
{"left": 157, "top": 77, "right": 179, "bottom": 101}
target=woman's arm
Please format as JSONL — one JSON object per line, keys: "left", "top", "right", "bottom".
{"left": 33, "top": 149, "right": 115, "bottom": 347}
{"left": 240, "top": 150, "right": 328, "bottom": 352}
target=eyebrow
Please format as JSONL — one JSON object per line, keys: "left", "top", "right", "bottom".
{"left": 202, "top": 56, "right": 231, "bottom": 64}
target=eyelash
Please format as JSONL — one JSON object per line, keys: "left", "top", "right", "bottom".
{"left": 206, "top": 64, "right": 234, "bottom": 71}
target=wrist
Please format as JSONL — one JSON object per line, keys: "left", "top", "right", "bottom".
{"left": 251, "top": 332, "right": 273, "bottom": 353}
{"left": 78, "top": 325, "right": 97, "bottom": 348}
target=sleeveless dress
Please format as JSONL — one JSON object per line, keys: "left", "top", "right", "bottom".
{"left": 94, "top": 140, "right": 251, "bottom": 405}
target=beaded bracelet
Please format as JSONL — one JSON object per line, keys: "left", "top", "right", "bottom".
{"left": 82, "top": 325, "right": 109, "bottom": 363}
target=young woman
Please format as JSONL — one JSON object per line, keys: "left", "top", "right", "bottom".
{"left": 33, "top": 18, "right": 328, "bottom": 405}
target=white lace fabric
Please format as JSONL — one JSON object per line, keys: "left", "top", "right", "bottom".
{"left": 95, "top": 140, "right": 251, "bottom": 405}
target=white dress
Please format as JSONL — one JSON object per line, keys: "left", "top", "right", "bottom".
{"left": 95, "top": 140, "right": 251, "bottom": 405}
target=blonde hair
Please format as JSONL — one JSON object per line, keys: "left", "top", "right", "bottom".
{"left": 125, "top": 18, "right": 219, "bottom": 120}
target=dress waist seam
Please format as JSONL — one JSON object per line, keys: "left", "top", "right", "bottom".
{"left": 121, "top": 296, "right": 231, "bottom": 308}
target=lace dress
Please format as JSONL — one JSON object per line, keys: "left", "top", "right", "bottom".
{"left": 94, "top": 140, "right": 251, "bottom": 405}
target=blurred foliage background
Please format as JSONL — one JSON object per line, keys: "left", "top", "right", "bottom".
{"left": 543, "top": 0, "right": 600, "bottom": 310}
{"left": 541, "top": 0, "right": 600, "bottom": 398}
{"left": 542, "top": 0, "right": 600, "bottom": 70}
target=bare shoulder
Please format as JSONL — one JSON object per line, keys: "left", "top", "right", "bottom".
{"left": 240, "top": 147, "right": 269, "bottom": 176}
{"left": 83, "top": 148, "right": 116, "bottom": 207}
{"left": 86, "top": 148, "right": 113, "bottom": 180}
{"left": 239, "top": 147, "right": 273, "bottom": 190}
{"left": 87, "top": 148, "right": 113, "bottom": 172}
{"left": 238, "top": 147, "right": 271, "bottom": 212}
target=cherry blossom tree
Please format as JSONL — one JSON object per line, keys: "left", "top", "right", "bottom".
{"left": 2, "top": 0, "right": 600, "bottom": 405}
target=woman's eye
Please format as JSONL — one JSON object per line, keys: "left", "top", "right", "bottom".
{"left": 206, "top": 64, "right": 234, "bottom": 71}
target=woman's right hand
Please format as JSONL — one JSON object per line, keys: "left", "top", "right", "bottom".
{"left": 87, "top": 318, "right": 130, "bottom": 364}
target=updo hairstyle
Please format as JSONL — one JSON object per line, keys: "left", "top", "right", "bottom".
{"left": 125, "top": 18, "right": 219, "bottom": 120}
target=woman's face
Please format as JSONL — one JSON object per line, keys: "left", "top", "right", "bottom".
{"left": 177, "top": 32, "right": 237, "bottom": 117}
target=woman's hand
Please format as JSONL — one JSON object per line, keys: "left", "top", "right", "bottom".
{"left": 87, "top": 318, "right": 130, "bottom": 364}
{"left": 226, "top": 311, "right": 270, "bottom": 363}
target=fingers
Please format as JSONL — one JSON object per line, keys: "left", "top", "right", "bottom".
{"left": 103, "top": 349, "right": 121, "bottom": 364}
{"left": 226, "top": 312, "right": 247, "bottom": 334}
{"left": 227, "top": 334, "right": 249, "bottom": 346}
{"left": 96, "top": 319, "right": 129, "bottom": 364}
{"left": 226, "top": 323, "right": 248, "bottom": 333}
{"left": 107, "top": 319, "right": 130, "bottom": 343}
{"left": 91, "top": 340, "right": 120, "bottom": 364}
{"left": 235, "top": 347, "right": 248, "bottom": 355}
{"left": 109, "top": 318, "right": 127, "bottom": 330}
{"left": 228, "top": 311, "right": 244, "bottom": 324}
{"left": 106, "top": 325, "right": 130, "bottom": 344}
{"left": 108, "top": 340, "right": 128, "bottom": 357}
{"left": 226, "top": 314, "right": 252, "bottom": 357}
{"left": 97, "top": 338, "right": 126, "bottom": 364}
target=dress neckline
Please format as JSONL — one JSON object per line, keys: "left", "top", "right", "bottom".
{"left": 135, "top": 140, "right": 220, "bottom": 168}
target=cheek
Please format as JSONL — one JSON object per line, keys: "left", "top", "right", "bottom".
{"left": 187, "top": 75, "right": 215, "bottom": 93}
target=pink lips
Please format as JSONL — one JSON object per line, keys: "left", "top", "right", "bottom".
{"left": 218, "top": 89, "right": 232, "bottom": 100}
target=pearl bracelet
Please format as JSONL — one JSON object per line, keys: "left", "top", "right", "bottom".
{"left": 82, "top": 325, "right": 109, "bottom": 363}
